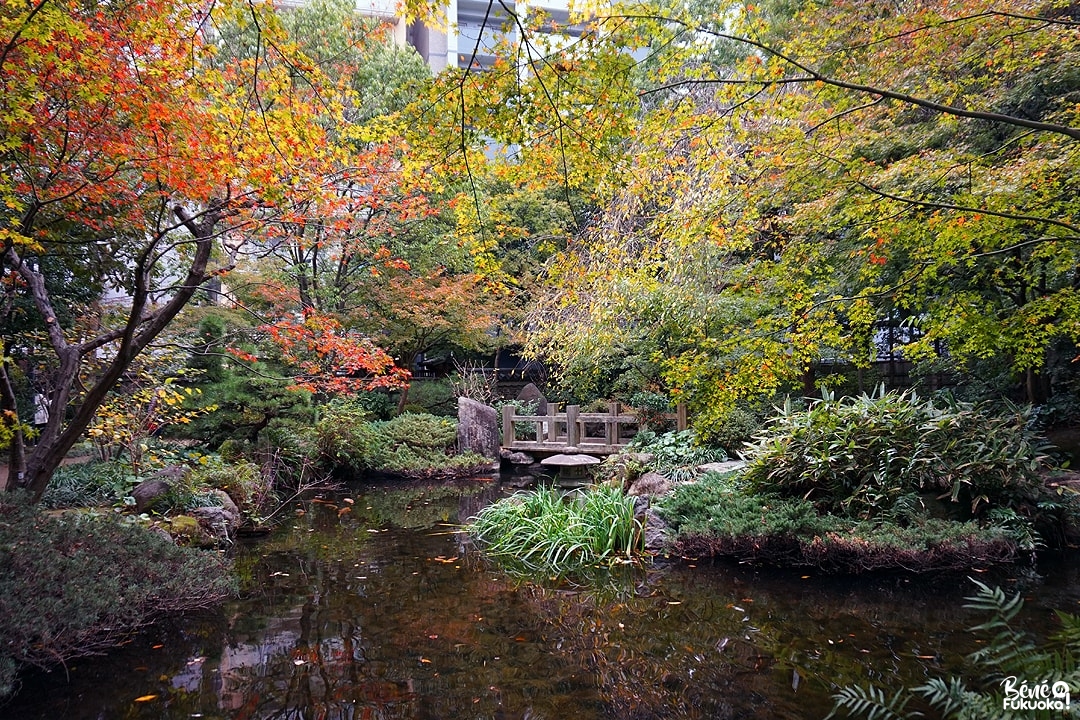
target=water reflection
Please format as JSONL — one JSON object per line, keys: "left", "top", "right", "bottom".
{"left": 3, "top": 477, "right": 1078, "bottom": 720}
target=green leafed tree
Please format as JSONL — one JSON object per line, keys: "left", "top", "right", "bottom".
{"left": 443, "top": 0, "right": 1080, "bottom": 430}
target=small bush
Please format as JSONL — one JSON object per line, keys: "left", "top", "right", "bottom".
{"left": 627, "top": 391, "right": 674, "bottom": 432}
{"left": 470, "top": 486, "right": 643, "bottom": 573}
{"left": 187, "top": 456, "right": 266, "bottom": 511}
{"left": 493, "top": 398, "right": 539, "bottom": 439}
{"left": 742, "top": 388, "right": 1052, "bottom": 520}
{"left": 697, "top": 403, "right": 765, "bottom": 455}
{"left": 0, "top": 497, "right": 234, "bottom": 697}
{"left": 628, "top": 429, "right": 727, "bottom": 482}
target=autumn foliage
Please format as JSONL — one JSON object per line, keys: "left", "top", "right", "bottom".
{"left": 0, "top": 0, "right": 408, "bottom": 497}
{"left": 261, "top": 310, "right": 410, "bottom": 395}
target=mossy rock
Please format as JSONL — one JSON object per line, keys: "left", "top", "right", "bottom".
{"left": 166, "top": 514, "right": 214, "bottom": 546}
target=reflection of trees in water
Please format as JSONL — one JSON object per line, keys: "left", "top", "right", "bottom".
{"left": 211, "top": 486, "right": 1015, "bottom": 720}
{"left": 214, "top": 558, "right": 424, "bottom": 719}
{"left": 514, "top": 572, "right": 766, "bottom": 720}
{"left": 508, "top": 563, "right": 998, "bottom": 719}
{"left": 13, "top": 479, "right": 1068, "bottom": 720}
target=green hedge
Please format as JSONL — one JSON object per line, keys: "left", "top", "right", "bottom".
{"left": 316, "top": 404, "right": 490, "bottom": 479}
{"left": 0, "top": 497, "right": 234, "bottom": 697}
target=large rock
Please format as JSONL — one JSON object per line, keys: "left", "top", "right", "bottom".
{"left": 698, "top": 460, "right": 746, "bottom": 475}
{"left": 643, "top": 508, "right": 671, "bottom": 552}
{"left": 130, "top": 465, "right": 189, "bottom": 513}
{"left": 627, "top": 471, "right": 673, "bottom": 497}
{"left": 632, "top": 496, "right": 671, "bottom": 552}
{"left": 516, "top": 383, "right": 548, "bottom": 415}
{"left": 499, "top": 448, "right": 535, "bottom": 465}
{"left": 209, "top": 488, "right": 240, "bottom": 523}
{"left": 457, "top": 397, "right": 500, "bottom": 464}
{"left": 192, "top": 506, "right": 235, "bottom": 546}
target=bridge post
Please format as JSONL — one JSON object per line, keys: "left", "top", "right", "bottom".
{"left": 501, "top": 404, "right": 515, "bottom": 446}
{"left": 676, "top": 403, "right": 688, "bottom": 432}
{"left": 566, "top": 405, "right": 580, "bottom": 448}
{"left": 606, "top": 401, "right": 619, "bottom": 446}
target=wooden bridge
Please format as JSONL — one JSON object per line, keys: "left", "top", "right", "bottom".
{"left": 501, "top": 402, "right": 688, "bottom": 456}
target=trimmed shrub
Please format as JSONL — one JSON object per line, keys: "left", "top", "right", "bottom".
{"left": 316, "top": 406, "right": 489, "bottom": 479}
{"left": 0, "top": 497, "right": 234, "bottom": 697}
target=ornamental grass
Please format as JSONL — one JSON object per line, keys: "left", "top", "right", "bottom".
{"left": 469, "top": 485, "right": 644, "bottom": 573}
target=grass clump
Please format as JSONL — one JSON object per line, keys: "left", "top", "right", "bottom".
{"left": 470, "top": 486, "right": 644, "bottom": 573}
{"left": 0, "top": 496, "right": 234, "bottom": 697}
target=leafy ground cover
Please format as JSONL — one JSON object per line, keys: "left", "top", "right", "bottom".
{"left": 657, "top": 472, "right": 1020, "bottom": 573}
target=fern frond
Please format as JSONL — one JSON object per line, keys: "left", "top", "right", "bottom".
{"left": 963, "top": 579, "right": 1023, "bottom": 623}
{"left": 827, "top": 685, "right": 917, "bottom": 720}
{"left": 913, "top": 676, "right": 967, "bottom": 717}
{"left": 1054, "top": 611, "right": 1080, "bottom": 650}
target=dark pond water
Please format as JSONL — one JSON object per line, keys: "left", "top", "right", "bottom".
{"left": 4, "top": 477, "right": 1080, "bottom": 720}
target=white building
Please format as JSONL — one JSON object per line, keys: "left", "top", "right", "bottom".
{"left": 406, "top": 0, "right": 582, "bottom": 72}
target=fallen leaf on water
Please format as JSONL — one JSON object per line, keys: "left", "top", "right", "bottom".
{"left": 134, "top": 695, "right": 158, "bottom": 703}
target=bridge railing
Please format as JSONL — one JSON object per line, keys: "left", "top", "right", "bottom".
{"left": 501, "top": 402, "right": 687, "bottom": 455}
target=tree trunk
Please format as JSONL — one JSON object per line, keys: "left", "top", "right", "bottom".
{"left": 1025, "top": 366, "right": 1049, "bottom": 405}
{"left": 0, "top": 360, "right": 26, "bottom": 491}
{"left": 8, "top": 203, "right": 221, "bottom": 501}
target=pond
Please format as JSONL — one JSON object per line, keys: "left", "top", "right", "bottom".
{"left": 3, "top": 477, "right": 1079, "bottom": 720}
